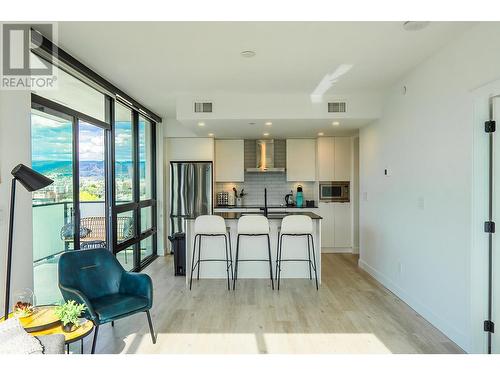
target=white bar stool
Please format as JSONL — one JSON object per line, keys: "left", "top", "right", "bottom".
{"left": 276, "top": 215, "right": 318, "bottom": 290}
{"left": 189, "top": 215, "right": 234, "bottom": 290}
{"left": 233, "top": 215, "right": 274, "bottom": 290}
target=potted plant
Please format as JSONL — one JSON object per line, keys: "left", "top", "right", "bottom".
{"left": 54, "top": 300, "right": 86, "bottom": 332}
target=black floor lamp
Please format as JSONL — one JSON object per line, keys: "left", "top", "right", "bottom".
{"left": 3, "top": 164, "right": 53, "bottom": 320}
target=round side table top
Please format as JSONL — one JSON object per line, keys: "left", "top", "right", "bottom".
{"left": 1, "top": 305, "right": 60, "bottom": 332}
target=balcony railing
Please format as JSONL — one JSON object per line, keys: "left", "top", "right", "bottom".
{"left": 33, "top": 201, "right": 107, "bottom": 263}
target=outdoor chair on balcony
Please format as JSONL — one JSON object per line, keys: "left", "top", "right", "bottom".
{"left": 58, "top": 248, "right": 156, "bottom": 354}
{"left": 60, "top": 216, "right": 133, "bottom": 261}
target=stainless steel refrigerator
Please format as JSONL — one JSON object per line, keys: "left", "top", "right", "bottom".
{"left": 169, "top": 161, "right": 213, "bottom": 236}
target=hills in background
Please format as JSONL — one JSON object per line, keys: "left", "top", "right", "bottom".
{"left": 32, "top": 160, "right": 146, "bottom": 178}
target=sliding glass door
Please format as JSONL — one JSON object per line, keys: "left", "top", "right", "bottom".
{"left": 31, "top": 109, "right": 74, "bottom": 304}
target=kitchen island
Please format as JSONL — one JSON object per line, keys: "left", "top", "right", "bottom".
{"left": 185, "top": 212, "right": 322, "bottom": 286}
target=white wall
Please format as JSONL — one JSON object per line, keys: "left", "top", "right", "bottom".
{"left": 359, "top": 23, "right": 500, "bottom": 352}
{"left": 176, "top": 92, "right": 383, "bottom": 121}
{"left": 352, "top": 136, "right": 359, "bottom": 253}
{"left": 0, "top": 90, "right": 33, "bottom": 313}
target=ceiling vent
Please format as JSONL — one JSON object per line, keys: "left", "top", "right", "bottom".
{"left": 194, "top": 102, "right": 213, "bottom": 113}
{"left": 328, "top": 102, "right": 347, "bottom": 113}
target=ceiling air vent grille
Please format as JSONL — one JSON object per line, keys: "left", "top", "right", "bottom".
{"left": 328, "top": 102, "right": 347, "bottom": 113}
{"left": 194, "top": 102, "right": 213, "bottom": 113}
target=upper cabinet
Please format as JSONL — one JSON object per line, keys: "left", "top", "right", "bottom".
{"left": 317, "top": 137, "right": 351, "bottom": 181}
{"left": 317, "top": 137, "right": 335, "bottom": 181}
{"left": 286, "top": 139, "right": 316, "bottom": 181}
{"left": 334, "top": 137, "right": 351, "bottom": 181}
{"left": 215, "top": 139, "right": 244, "bottom": 182}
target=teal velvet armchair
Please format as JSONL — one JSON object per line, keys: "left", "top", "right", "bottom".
{"left": 58, "top": 248, "right": 156, "bottom": 353}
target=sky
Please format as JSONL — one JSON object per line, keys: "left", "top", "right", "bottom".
{"left": 31, "top": 112, "right": 147, "bottom": 162}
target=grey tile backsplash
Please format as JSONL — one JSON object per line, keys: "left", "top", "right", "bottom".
{"left": 216, "top": 140, "right": 316, "bottom": 206}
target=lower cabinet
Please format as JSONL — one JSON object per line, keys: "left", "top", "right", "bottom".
{"left": 319, "top": 202, "right": 335, "bottom": 248}
{"left": 319, "top": 202, "right": 352, "bottom": 250}
{"left": 333, "top": 202, "right": 352, "bottom": 248}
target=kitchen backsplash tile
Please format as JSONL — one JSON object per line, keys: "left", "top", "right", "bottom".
{"left": 216, "top": 173, "right": 316, "bottom": 206}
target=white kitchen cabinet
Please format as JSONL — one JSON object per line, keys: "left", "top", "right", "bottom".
{"left": 215, "top": 140, "right": 244, "bottom": 182}
{"left": 334, "top": 137, "right": 351, "bottom": 181}
{"left": 319, "top": 201, "right": 352, "bottom": 250}
{"left": 286, "top": 139, "right": 316, "bottom": 181}
{"left": 317, "top": 137, "right": 335, "bottom": 181}
{"left": 319, "top": 202, "right": 335, "bottom": 248}
{"left": 333, "top": 202, "right": 352, "bottom": 248}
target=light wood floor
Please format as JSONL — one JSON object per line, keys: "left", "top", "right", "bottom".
{"left": 75, "top": 253, "right": 464, "bottom": 354}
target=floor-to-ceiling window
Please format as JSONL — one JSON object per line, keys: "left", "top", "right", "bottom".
{"left": 113, "top": 107, "right": 157, "bottom": 269}
{"left": 30, "top": 40, "right": 159, "bottom": 303}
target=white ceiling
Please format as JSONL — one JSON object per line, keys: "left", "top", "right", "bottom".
{"left": 55, "top": 21, "right": 474, "bottom": 135}
{"left": 178, "top": 118, "right": 366, "bottom": 139}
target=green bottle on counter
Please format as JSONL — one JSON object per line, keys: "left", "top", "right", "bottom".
{"left": 296, "top": 185, "right": 303, "bottom": 207}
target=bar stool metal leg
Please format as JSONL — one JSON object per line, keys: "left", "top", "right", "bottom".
{"left": 196, "top": 235, "right": 202, "bottom": 280}
{"left": 228, "top": 230, "right": 234, "bottom": 281}
{"left": 306, "top": 235, "right": 312, "bottom": 280}
{"left": 278, "top": 233, "right": 283, "bottom": 290}
{"left": 224, "top": 234, "right": 231, "bottom": 290}
{"left": 233, "top": 234, "right": 240, "bottom": 290}
{"left": 189, "top": 234, "right": 199, "bottom": 290}
{"left": 266, "top": 234, "right": 274, "bottom": 290}
{"left": 309, "top": 234, "right": 319, "bottom": 290}
{"left": 275, "top": 231, "right": 280, "bottom": 280}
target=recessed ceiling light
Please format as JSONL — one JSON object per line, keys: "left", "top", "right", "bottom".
{"left": 403, "top": 21, "right": 430, "bottom": 32}
{"left": 263, "top": 132, "right": 269, "bottom": 136}
{"left": 241, "top": 50, "right": 256, "bottom": 58}
{"left": 198, "top": 122, "right": 205, "bottom": 127}
{"left": 208, "top": 133, "right": 214, "bottom": 137}
{"left": 332, "top": 121, "right": 340, "bottom": 126}
{"left": 318, "top": 132, "right": 324, "bottom": 136}
{"left": 248, "top": 122, "right": 256, "bottom": 125}
{"left": 265, "top": 122, "right": 272, "bottom": 126}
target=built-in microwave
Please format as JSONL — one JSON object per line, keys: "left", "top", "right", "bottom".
{"left": 319, "top": 181, "right": 350, "bottom": 202}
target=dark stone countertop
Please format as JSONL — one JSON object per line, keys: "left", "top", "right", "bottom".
{"left": 186, "top": 212, "right": 322, "bottom": 220}
{"left": 214, "top": 205, "right": 318, "bottom": 209}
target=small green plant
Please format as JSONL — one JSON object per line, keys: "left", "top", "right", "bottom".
{"left": 54, "top": 300, "right": 86, "bottom": 327}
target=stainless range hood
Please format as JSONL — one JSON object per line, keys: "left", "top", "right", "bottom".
{"left": 245, "top": 139, "right": 285, "bottom": 173}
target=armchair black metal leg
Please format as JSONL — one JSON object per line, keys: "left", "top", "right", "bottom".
{"left": 111, "top": 320, "right": 114, "bottom": 327}
{"left": 189, "top": 235, "right": 198, "bottom": 290}
{"left": 224, "top": 235, "right": 231, "bottom": 290}
{"left": 146, "top": 310, "right": 156, "bottom": 344}
{"left": 310, "top": 235, "right": 319, "bottom": 290}
{"left": 267, "top": 234, "right": 274, "bottom": 290}
{"left": 197, "top": 235, "right": 202, "bottom": 280}
{"left": 306, "top": 235, "right": 312, "bottom": 280}
{"left": 91, "top": 323, "right": 99, "bottom": 354}
{"left": 233, "top": 235, "right": 240, "bottom": 290}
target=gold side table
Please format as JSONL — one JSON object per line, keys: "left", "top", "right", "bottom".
{"left": 1, "top": 305, "right": 94, "bottom": 354}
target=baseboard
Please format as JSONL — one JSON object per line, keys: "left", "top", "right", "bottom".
{"left": 321, "top": 247, "right": 352, "bottom": 253}
{"left": 358, "top": 258, "right": 469, "bottom": 352}
{"left": 352, "top": 246, "right": 360, "bottom": 254}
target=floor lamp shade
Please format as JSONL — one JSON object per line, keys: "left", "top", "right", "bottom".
{"left": 11, "top": 164, "right": 53, "bottom": 192}
{"left": 4, "top": 164, "right": 53, "bottom": 320}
